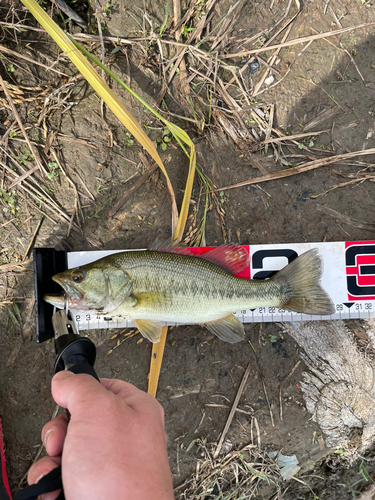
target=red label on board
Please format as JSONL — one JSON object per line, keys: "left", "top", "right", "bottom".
{"left": 345, "top": 241, "right": 375, "bottom": 300}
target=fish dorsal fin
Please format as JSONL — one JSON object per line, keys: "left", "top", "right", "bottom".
{"left": 134, "top": 319, "right": 163, "bottom": 343}
{"left": 200, "top": 244, "right": 249, "bottom": 275}
{"left": 203, "top": 314, "right": 245, "bottom": 343}
{"left": 150, "top": 238, "right": 248, "bottom": 275}
{"left": 148, "top": 237, "right": 182, "bottom": 252}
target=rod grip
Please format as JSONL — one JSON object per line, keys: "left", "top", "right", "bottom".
{"left": 65, "top": 359, "right": 100, "bottom": 381}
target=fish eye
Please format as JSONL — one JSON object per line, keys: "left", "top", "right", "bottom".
{"left": 71, "top": 270, "right": 85, "bottom": 283}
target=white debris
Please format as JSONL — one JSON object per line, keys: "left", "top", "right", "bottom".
{"left": 268, "top": 452, "right": 300, "bottom": 480}
{"left": 264, "top": 74, "right": 275, "bottom": 87}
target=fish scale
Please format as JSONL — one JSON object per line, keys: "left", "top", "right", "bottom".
{"left": 115, "top": 252, "right": 274, "bottom": 310}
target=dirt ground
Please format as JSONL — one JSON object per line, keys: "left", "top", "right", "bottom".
{"left": 1, "top": 0, "right": 375, "bottom": 498}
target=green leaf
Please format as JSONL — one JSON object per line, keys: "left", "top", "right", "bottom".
{"left": 159, "top": 0, "right": 169, "bottom": 37}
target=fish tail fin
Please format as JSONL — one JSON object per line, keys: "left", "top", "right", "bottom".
{"left": 274, "top": 248, "right": 334, "bottom": 316}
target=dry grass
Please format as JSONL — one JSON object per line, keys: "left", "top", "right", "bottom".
{"left": 175, "top": 439, "right": 283, "bottom": 500}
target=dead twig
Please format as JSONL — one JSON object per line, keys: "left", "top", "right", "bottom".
{"left": 172, "top": 0, "right": 190, "bottom": 98}
{"left": 216, "top": 148, "right": 375, "bottom": 191}
{"left": 7, "top": 166, "right": 39, "bottom": 190}
{"left": 0, "top": 44, "right": 69, "bottom": 76}
{"left": 108, "top": 161, "right": 158, "bottom": 217}
{"left": 70, "top": 168, "right": 95, "bottom": 201}
{"left": 0, "top": 74, "right": 48, "bottom": 177}
{"left": 263, "top": 129, "right": 328, "bottom": 145}
{"left": 302, "top": 105, "right": 341, "bottom": 132}
{"left": 278, "top": 360, "right": 301, "bottom": 420}
{"left": 50, "top": 149, "right": 84, "bottom": 228}
{"left": 225, "top": 0, "right": 300, "bottom": 89}
{"left": 220, "top": 21, "right": 375, "bottom": 59}
{"left": 0, "top": 156, "right": 80, "bottom": 231}
{"left": 311, "top": 177, "right": 373, "bottom": 199}
{"left": 213, "top": 361, "right": 251, "bottom": 459}
{"left": 253, "top": 416, "right": 261, "bottom": 450}
{"left": 316, "top": 204, "right": 375, "bottom": 232}
{"left": 23, "top": 217, "right": 44, "bottom": 260}
{"left": 205, "top": 404, "right": 253, "bottom": 416}
{"left": 253, "top": 21, "right": 293, "bottom": 96}
{"left": 264, "top": 103, "right": 274, "bottom": 154}
{"left": 296, "top": 76, "right": 343, "bottom": 110}
{"left": 157, "top": 0, "right": 217, "bottom": 105}
{"left": 53, "top": 0, "right": 87, "bottom": 28}
{"left": 310, "top": 27, "right": 365, "bottom": 84}
{"left": 261, "top": 378, "right": 275, "bottom": 427}
{"left": 0, "top": 260, "right": 32, "bottom": 273}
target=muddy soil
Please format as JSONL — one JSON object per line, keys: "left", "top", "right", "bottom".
{"left": 1, "top": 0, "right": 375, "bottom": 498}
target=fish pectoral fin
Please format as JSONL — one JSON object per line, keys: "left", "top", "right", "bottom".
{"left": 110, "top": 295, "right": 137, "bottom": 316}
{"left": 109, "top": 296, "right": 137, "bottom": 317}
{"left": 203, "top": 314, "right": 245, "bottom": 343}
{"left": 134, "top": 319, "right": 163, "bottom": 343}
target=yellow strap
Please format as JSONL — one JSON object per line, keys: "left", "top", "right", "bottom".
{"left": 147, "top": 326, "right": 168, "bottom": 396}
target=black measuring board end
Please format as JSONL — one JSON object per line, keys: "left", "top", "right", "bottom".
{"left": 33, "top": 248, "right": 67, "bottom": 343}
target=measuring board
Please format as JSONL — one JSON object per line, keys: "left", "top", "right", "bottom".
{"left": 54, "top": 239, "right": 375, "bottom": 332}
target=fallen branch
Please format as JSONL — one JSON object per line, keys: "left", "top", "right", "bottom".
{"left": 213, "top": 361, "right": 251, "bottom": 458}
{"left": 216, "top": 148, "right": 375, "bottom": 191}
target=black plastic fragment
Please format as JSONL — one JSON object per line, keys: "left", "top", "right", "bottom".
{"left": 248, "top": 59, "right": 260, "bottom": 75}
{"left": 33, "top": 248, "right": 67, "bottom": 343}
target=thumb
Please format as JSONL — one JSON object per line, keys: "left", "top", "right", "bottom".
{"left": 51, "top": 371, "right": 106, "bottom": 411}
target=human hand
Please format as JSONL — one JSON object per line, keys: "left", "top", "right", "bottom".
{"left": 27, "top": 371, "right": 174, "bottom": 500}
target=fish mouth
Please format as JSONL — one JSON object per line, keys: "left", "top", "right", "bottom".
{"left": 51, "top": 276, "right": 85, "bottom": 308}
{"left": 43, "top": 293, "right": 66, "bottom": 309}
{"left": 53, "top": 276, "right": 82, "bottom": 297}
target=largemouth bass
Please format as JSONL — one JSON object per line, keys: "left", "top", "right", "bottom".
{"left": 44, "top": 245, "right": 334, "bottom": 343}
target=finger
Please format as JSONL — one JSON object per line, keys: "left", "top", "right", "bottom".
{"left": 51, "top": 371, "right": 109, "bottom": 410}
{"left": 28, "top": 456, "right": 61, "bottom": 500}
{"left": 28, "top": 456, "right": 61, "bottom": 483}
{"left": 52, "top": 372, "right": 142, "bottom": 410}
{"left": 41, "top": 413, "right": 68, "bottom": 457}
{"left": 52, "top": 372, "right": 164, "bottom": 423}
